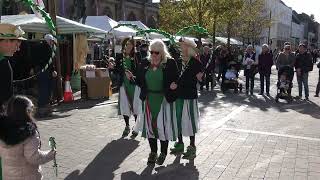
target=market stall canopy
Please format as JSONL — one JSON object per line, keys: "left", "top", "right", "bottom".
{"left": 1, "top": 14, "right": 108, "bottom": 34}
{"left": 118, "top": 20, "right": 167, "bottom": 39}
{"left": 215, "top": 37, "right": 243, "bottom": 45}
{"left": 82, "top": 16, "right": 136, "bottom": 38}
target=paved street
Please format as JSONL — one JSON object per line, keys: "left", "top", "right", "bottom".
{"left": 39, "top": 66, "right": 320, "bottom": 180}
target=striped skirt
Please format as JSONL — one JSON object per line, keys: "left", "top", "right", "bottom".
{"left": 135, "top": 99, "right": 178, "bottom": 141}
{"left": 118, "top": 85, "right": 142, "bottom": 116}
{"left": 175, "top": 99, "right": 200, "bottom": 137}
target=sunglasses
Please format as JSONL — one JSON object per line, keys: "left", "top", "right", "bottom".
{"left": 285, "top": 48, "right": 290, "bottom": 50}
{"left": 150, "top": 51, "right": 160, "bottom": 55}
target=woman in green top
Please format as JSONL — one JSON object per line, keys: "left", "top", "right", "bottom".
{"left": 118, "top": 39, "right": 142, "bottom": 138}
{"left": 136, "top": 39, "right": 178, "bottom": 165}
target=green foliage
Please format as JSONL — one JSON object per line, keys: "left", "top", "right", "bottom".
{"left": 160, "top": 0, "right": 271, "bottom": 46}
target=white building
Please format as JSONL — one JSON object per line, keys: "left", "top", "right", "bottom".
{"left": 260, "top": 0, "right": 293, "bottom": 50}
{"left": 291, "top": 12, "right": 305, "bottom": 48}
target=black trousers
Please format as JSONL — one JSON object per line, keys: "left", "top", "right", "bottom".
{"left": 245, "top": 75, "right": 254, "bottom": 92}
{"left": 316, "top": 71, "right": 320, "bottom": 95}
{"left": 260, "top": 73, "right": 270, "bottom": 94}
{"left": 148, "top": 138, "right": 169, "bottom": 154}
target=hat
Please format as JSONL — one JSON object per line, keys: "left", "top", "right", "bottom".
{"left": 299, "top": 43, "right": 307, "bottom": 48}
{"left": 178, "top": 37, "right": 197, "bottom": 48}
{"left": 44, "top": 34, "right": 54, "bottom": 41}
{"left": 0, "top": 23, "right": 26, "bottom": 40}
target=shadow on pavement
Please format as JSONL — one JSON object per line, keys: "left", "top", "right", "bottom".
{"left": 121, "top": 156, "right": 199, "bottom": 180}
{"left": 37, "top": 114, "right": 72, "bottom": 121}
{"left": 64, "top": 138, "right": 139, "bottom": 180}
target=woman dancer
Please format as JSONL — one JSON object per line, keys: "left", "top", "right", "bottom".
{"left": 118, "top": 38, "right": 141, "bottom": 138}
{"left": 137, "top": 39, "right": 178, "bottom": 165}
{"left": 169, "top": 38, "right": 203, "bottom": 160}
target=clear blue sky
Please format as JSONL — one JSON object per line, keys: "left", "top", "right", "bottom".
{"left": 282, "top": 0, "right": 320, "bottom": 22}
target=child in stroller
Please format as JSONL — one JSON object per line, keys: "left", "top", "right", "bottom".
{"left": 275, "top": 66, "right": 294, "bottom": 103}
{"left": 221, "top": 61, "right": 243, "bottom": 93}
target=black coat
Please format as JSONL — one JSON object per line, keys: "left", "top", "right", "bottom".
{"left": 115, "top": 53, "right": 143, "bottom": 86}
{"left": 138, "top": 58, "right": 178, "bottom": 103}
{"left": 295, "top": 52, "right": 313, "bottom": 73}
{"left": 176, "top": 57, "right": 202, "bottom": 99}
{"left": 0, "top": 57, "right": 13, "bottom": 108}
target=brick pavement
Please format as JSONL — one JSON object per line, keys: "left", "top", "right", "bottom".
{"left": 38, "top": 65, "right": 320, "bottom": 180}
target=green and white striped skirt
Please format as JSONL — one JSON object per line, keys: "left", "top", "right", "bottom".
{"left": 118, "top": 85, "right": 142, "bottom": 116}
{"left": 134, "top": 99, "right": 178, "bottom": 141}
{"left": 175, "top": 98, "right": 200, "bottom": 137}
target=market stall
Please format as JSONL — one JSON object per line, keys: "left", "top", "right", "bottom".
{"left": 2, "top": 14, "right": 112, "bottom": 100}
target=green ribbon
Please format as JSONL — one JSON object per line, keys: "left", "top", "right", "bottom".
{"left": 176, "top": 25, "right": 209, "bottom": 36}
{"left": 13, "top": 0, "right": 57, "bottom": 83}
{"left": 136, "top": 29, "right": 176, "bottom": 44}
{"left": 0, "top": 34, "right": 17, "bottom": 38}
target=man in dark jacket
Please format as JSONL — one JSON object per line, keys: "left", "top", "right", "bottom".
{"left": 295, "top": 44, "right": 313, "bottom": 100}
{"left": 200, "top": 46, "right": 215, "bottom": 90}
{"left": 0, "top": 23, "right": 26, "bottom": 180}
{"left": 258, "top": 44, "right": 273, "bottom": 95}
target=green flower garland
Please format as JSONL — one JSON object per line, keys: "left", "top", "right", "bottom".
{"left": 13, "top": 0, "right": 57, "bottom": 82}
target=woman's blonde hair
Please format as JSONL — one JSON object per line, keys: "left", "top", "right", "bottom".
{"left": 148, "top": 39, "right": 172, "bottom": 64}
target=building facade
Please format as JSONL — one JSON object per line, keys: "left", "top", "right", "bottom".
{"left": 261, "top": 0, "right": 293, "bottom": 50}
{"left": 56, "top": 0, "right": 159, "bottom": 28}
{"left": 1, "top": 0, "right": 159, "bottom": 28}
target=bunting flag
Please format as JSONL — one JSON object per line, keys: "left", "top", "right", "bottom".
{"left": 13, "top": 0, "right": 57, "bottom": 83}
{"left": 175, "top": 25, "right": 209, "bottom": 36}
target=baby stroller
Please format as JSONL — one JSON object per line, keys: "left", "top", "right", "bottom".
{"left": 221, "top": 61, "right": 243, "bottom": 93}
{"left": 275, "top": 66, "right": 294, "bottom": 103}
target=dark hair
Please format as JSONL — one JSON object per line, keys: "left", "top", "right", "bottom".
{"left": 122, "top": 38, "right": 135, "bottom": 58}
{"left": 7, "top": 96, "right": 35, "bottom": 123}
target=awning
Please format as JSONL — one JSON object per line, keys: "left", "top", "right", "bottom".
{"left": 1, "top": 14, "right": 108, "bottom": 34}
{"left": 83, "top": 16, "right": 136, "bottom": 38}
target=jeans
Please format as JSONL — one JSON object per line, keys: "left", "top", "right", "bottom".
{"left": 260, "top": 73, "right": 270, "bottom": 94}
{"left": 38, "top": 71, "right": 52, "bottom": 107}
{"left": 148, "top": 138, "right": 169, "bottom": 154}
{"left": 297, "top": 72, "right": 309, "bottom": 97}
{"left": 316, "top": 72, "right": 320, "bottom": 95}
{"left": 245, "top": 76, "right": 255, "bottom": 93}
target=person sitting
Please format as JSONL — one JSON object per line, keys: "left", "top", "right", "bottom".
{"left": 225, "top": 66, "right": 237, "bottom": 80}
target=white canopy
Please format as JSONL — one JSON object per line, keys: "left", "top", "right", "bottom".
{"left": 215, "top": 37, "right": 243, "bottom": 45}
{"left": 118, "top": 20, "right": 149, "bottom": 30}
{"left": 83, "top": 16, "right": 136, "bottom": 38}
{"left": 1, "top": 14, "right": 108, "bottom": 34}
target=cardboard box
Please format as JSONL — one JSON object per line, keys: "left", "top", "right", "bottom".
{"left": 96, "top": 68, "right": 109, "bottom": 77}
{"left": 85, "top": 70, "right": 96, "bottom": 78}
{"left": 80, "top": 68, "right": 111, "bottom": 99}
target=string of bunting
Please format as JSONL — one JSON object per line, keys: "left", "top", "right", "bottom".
{"left": 13, "top": 0, "right": 57, "bottom": 83}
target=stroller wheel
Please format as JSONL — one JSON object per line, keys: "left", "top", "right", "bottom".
{"left": 275, "top": 96, "right": 279, "bottom": 103}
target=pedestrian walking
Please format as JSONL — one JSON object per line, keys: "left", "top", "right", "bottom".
{"left": 295, "top": 44, "right": 313, "bottom": 100}
{"left": 0, "top": 23, "right": 26, "bottom": 180}
{"left": 315, "top": 62, "right": 320, "bottom": 97}
{"left": 216, "top": 45, "right": 229, "bottom": 83}
{"left": 169, "top": 37, "right": 203, "bottom": 160}
{"left": 200, "top": 46, "right": 215, "bottom": 90}
{"left": 243, "top": 45, "right": 257, "bottom": 95}
{"left": 0, "top": 96, "right": 56, "bottom": 180}
{"left": 258, "top": 44, "right": 273, "bottom": 96}
{"left": 275, "top": 44, "right": 296, "bottom": 96}
{"left": 135, "top": 39, "right": 177, "bottom": 165}
{"left": 117, "top": 38, "right": 141, "bottom": 138}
